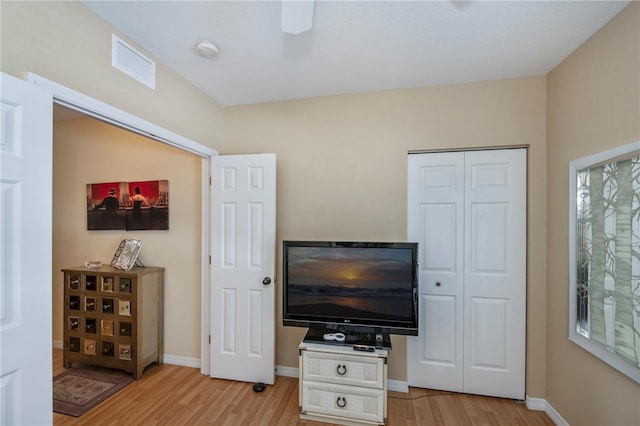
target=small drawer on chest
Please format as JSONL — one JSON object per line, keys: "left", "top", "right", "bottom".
{"left": 301, "top": 381, "right": 384, "bottom": 423}
{"left": 302, "top": 350, "right": 384, "bottom": 389}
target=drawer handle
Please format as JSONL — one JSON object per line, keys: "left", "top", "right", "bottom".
{"left": 336, "top": 364, "right": 347, "bottom": 375}
{"left": 336, "top": 397, "right": 346, "bottom": 408}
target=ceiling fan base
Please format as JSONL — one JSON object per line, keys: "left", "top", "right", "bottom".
{"left": 281, "top": 0, "right": 315, "bottom": 35}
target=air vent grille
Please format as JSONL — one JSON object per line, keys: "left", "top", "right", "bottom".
{"left": 112, "top": 34, "right": 156, "bottom": 90}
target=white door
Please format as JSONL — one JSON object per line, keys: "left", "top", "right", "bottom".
{"left": 0, "top": 72, "right": 53, "bottom": 425}
{"left": 407, "top": 149, "right": 526, "bottom": 400}
{"left": 407, "top": 152, "right": 465, "bottom": 392}
{"left": 210, "top": 154, "right": 276, "bottom": 384}
{"left": 463, "top": 149, "right": 526, "bottom": 399}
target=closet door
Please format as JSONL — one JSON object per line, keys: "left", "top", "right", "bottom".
{"left": 407, "top": 149, "right": 526, "bottom": 400}
{"left": 407, "top": 152, "right": 465, "bottom": 392}
{"left": 463, "top": 149, "right": 526, "bottom": 399}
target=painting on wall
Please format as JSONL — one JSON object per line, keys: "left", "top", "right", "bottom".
{"left": 87, "top": 180, "right": 169, "bottom": 231}
{"left": 87, "top": 182, "right": 126, "bottom": 230}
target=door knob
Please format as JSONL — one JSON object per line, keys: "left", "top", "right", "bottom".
{"left": 262, "top": 277, "right": 272, "bottom": 285}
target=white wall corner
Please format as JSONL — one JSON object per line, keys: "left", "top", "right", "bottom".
{"left": 275, "top": 365, "right": 299, "bottom": 378}
{"left": 526, "top": 396, "right": 569, "bottom": 426}
{"left": 387, "top": 379, "right": 409, "bottom": 393}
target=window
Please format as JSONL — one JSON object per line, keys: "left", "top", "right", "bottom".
{"left": 569, "top": 142, "right": 639, "bottom": 383}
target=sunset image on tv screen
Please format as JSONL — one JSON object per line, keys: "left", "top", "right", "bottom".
{"left": 286, "top": 246, "right": 414, "bottom": 321}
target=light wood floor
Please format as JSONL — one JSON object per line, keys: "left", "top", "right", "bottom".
{"left": 53, "top": 349, "right": 553, "bottom": 425}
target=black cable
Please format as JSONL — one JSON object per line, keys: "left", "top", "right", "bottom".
{"left": 388, "top": 392, "right": 459, "bottom": 401}
{"left": 389, "top": 392, "right": 527, "bottom": 405}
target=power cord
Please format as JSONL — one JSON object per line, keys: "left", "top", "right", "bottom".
{"left": 389, "top": 392, "right": 527, "bottom": 405}
{"left": 388, "top": 391, "right": 460, "bottom": 401}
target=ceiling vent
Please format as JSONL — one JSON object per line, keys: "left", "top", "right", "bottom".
{"left": 112, "top": 34, "right": 156, "bottom": 90}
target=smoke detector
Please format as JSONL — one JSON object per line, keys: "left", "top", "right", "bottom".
{"left": 196, "top": 40, "right": 219, "bottom": 59}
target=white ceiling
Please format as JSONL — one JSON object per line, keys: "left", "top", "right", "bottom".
{"left": 82, "top": 0, "right": 630, "bottom": 107}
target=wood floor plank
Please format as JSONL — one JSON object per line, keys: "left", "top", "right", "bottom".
{"left": 53, "top": 349, "right": 553, "bottom": 425}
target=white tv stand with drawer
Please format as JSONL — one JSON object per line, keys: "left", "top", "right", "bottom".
{"left": 298, "top": 340, "right": 389, "bottom": 425}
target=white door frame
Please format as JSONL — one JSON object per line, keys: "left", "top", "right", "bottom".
{"left": 28, "top": 73, "right": 217, "bottom": 374}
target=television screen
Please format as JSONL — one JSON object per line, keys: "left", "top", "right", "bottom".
{"left": 282, "top": 241, "right": 418, "bottom": 339}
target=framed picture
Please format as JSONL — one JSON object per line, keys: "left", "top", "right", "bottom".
{"left": 125, "top": 180, "right": 169, "bottom": 230}
{"left": 87, "top": 180, "right": 169, "bottom": 231}
{"left": 87, "top": 182, "right": 126, "bottom": 230}
{"left": 110, "top": 239, "right": 143, "bottom": 271}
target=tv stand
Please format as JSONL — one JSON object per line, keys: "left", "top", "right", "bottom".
{"left": 299, "top": 336, "right": 389, "bottom": 425}
{"left": 303, "top": 328, "right": 392, "bottom": 350}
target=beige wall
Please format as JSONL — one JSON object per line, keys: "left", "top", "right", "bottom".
{"left": 1, "top": 0, "right": 223, "bottom": 364}
{"left": 546, "top": 3, "right": 640, "bottom": 425}
{"left": 6, "top": 1, "right": 639, "bottom": 421}
{"left": 224, "top": 76, "right": 548, "bottom": 393}
{"left": 53, "top": 117, "right": 203, "bottom": 359}
{"left": 0, "top": 1, "right": 224, "bottom": 151}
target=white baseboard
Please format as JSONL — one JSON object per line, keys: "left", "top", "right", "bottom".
{"left": 526, "top": 396, "right": 547, "bottom": 411}
{"left": 526, "top": 396, "right": 568, "bottom": 426}
{"left": 276, "top": 364, "right": 299, "bottom": 378}
{"left": 543, "top": 401, "right": 569, "bottom": 426}
{"left": 388, "top": 379, "right": 409, "bottom": 393}
{"left": 163, "top": 354, "right": 201, "bottom": 368}
{"left": 53, "top": 341, "right": 201, "bottom": 369}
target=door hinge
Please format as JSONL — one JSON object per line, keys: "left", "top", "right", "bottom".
{"left": 208, "top": 335, "right": 211, "bottom": 344}
{"left": 209, "top": 176, "right": 212, "bottom": 186}
{"left": 209, "top": 255, "right": 212, "bottom": 264}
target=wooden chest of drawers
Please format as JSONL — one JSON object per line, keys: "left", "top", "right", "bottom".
{"left": 61, "top": 266, "right": 164, "bottom": 379}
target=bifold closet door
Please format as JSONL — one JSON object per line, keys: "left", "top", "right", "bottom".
{"left": 407, "top": 152, "right": 465, "bottom": 393}
{"left": 407, "top": 149, "right": 526, "bottom": 400}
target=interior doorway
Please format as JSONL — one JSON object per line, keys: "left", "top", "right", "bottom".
{"left": 31, "top": 73, "right": 217, "bottom": 373}
{"left": 52, "top": 106, "right": 206, "bottom": 369}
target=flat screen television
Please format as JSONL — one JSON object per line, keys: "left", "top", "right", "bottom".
{"left": 282, "top": 241, "right": 419, "bottom": 346}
